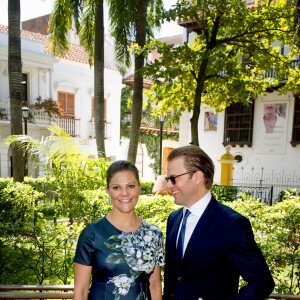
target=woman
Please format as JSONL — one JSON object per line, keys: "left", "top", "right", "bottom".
{"left": 263, "top": 103, "right": 285, "bottom": 134}
{"left": 73, "top": 160, "right": 164, "bottom": 300}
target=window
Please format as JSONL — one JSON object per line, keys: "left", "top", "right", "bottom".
{"left": 291, "top": 96, "right": 300, "bottom": 147}
{"left": 223, "top": 102, "right": 254, "bottom": 147}
{"left": 58, "top": 92, "right": 75, "bottom": 117}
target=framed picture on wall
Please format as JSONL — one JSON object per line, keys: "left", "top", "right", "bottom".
{"left": 204, "top": 111, "right": 217, "bottom": 131}
{"left": 259, "top": 100, "right": 288, "bottom": 154}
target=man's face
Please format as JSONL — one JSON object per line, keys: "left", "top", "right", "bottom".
{"left": 166, "top": 157, "right": 199, "bottom": 207}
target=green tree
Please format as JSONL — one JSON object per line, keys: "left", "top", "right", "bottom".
{"left": 109, "top": 0, "right": 164, "bottom": 164}
{"left": 49, "top": 0, "right": 106, "bottom": 158}
{"left": 143, "top": 0, "right": 296, "bottom": 146}
{"left": 8, "top": 0, "right": 24, "bottom": 181}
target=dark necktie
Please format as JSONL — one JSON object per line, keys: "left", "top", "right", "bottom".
{"left": 177, "top": 209, "right": 191, "bottom": 259}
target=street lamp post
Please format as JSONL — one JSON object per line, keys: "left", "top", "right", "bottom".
{"left": 159, "top": 115, "right": 165, "bottom": 175}
{"left": 22, "top": 107, "right": 29, "bottom": 176}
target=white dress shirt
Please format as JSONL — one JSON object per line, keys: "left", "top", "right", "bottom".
{"left": 177, "top": 191, "right": 212, "bottom": 255}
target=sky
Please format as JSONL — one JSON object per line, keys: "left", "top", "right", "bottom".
{"left": 0, "top": 0, "right": 183, "bottom": 38}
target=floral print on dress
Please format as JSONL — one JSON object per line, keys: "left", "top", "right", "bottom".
{"left": 104, "top": 219, "right": 164, "bottom": 299}
{"left": 109, "top": 274, "right": 135, "bottom": 299}
{"left": 119, "top": 221, "right": 164, "bottom": 273}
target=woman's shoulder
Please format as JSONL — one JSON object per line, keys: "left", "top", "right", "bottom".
{"left": 81, "top": 217, "right": 107, "bottom": 236}
{"left": 140, "top": 219, "right": 163, "bottom": 234}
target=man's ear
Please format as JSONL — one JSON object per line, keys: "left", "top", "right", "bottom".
{"left": 194, "top": 170, "right": 204, "bottom": 184}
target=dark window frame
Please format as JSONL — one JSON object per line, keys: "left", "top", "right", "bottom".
{"left": 223, "top": 102, "right": 254, "bottom": 147}
{"left": 291, "top": 95, "right": 300, "bottom": 147}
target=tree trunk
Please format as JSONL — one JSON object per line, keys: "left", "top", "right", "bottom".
{"left": 190, "top": 55, "right": 211, "bottom": 146}
{"left": 94, "top": 0, "right": 106, "bottom": 158}
{"left": 190, "top": 82, "right": 201, "bottom": 146}
{"left": 8, "top": 0, "right": 24, "bottom": 182}
{"left": 127, "top": 0, "right": 148, "bottom": 164}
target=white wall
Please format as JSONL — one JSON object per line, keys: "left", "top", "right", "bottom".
{"left": 179, "top": 91, "right": 300, "bottom": 186}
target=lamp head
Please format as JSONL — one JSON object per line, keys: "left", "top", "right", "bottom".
{"left": 22, "top": 107, "right": 29, "bottom": 119}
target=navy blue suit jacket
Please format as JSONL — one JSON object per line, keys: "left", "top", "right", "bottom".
{"left": 163, "top": 197, "right": 274, "bottom": 300}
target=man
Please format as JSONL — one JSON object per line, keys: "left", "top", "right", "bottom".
{"left": 163, "top": 145, "right": 274, "bottom": 300}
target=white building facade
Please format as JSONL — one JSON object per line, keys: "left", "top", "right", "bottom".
{"left": 0, "top": 23, "right": 123, "bottom": 178}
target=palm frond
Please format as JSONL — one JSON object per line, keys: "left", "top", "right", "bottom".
{"left": 6, "top": 124, "right": 83, "bottom": 175}
{"left": 80, "top": 0, "right": 97, "bottom": 65}
{"left": 48, "top": 0, "right": 74, "bottom": 55}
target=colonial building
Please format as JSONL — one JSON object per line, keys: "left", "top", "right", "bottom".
{"left": 177, "top": 27, "right": 300, "bottom": 202}
{"left": 0, "top": 15, "right": 123, "bottom": 178}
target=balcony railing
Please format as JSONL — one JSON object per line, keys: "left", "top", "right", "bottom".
{"left": 56, "top": 117, "right": 80, "bottom": 137}
{"left": 0, "top": 107, "right": 81, "bottom": 138}
{"left": 0, "top": 107, "right": 113, "bottom": 140}
{"left": 89, "top": 118, "right": 111, "bottom": 139}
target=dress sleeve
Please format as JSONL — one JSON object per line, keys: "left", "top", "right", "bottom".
{"left": 73, "top": 224, "right": 95, "bottom": 266}
{"left": 155, "top": 230, "right": 165, "bottom": 267}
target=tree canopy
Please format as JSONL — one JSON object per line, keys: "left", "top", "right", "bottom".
{"left": 142, "top": 0, "right": 299, "bottom": 145}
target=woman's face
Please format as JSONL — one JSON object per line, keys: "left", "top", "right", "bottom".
{"left": 106, "top": 170, "right": 141, "bottom": 214}
{"left": 264, "top": 104, "right": 277, "bottom": 115}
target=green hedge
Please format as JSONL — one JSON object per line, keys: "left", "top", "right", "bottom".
{"left": 0, "top": 177, "right": 299, "bottom": 295}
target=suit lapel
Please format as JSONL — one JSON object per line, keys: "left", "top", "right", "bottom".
{"left": 183, "top": 197, "right": 217, "bottom": 260}
{"left": 169, "top": 208, "right": 183, "bottom": 249}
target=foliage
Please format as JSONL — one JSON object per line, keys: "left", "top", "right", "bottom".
{"left": 120, "top": 86, "right": 133, "bottom": 137}
{"left": 28, "top": 96, "right": 64, "bottom": 118}
{"left": 225, "top": 195, "right": 300, "bottom": 294}
{"left": 278, "top": 188, "right": 300, "bottom": 202}
{"left": 141, "top": 0, "right": 297, "bottom": 145}
{"left": 1, "top": 170, "right": 300, "bottom": 295}
{"left": 136, "top": 195, "right": 178, "bottom": 236}
{"left": 51, "top": 157, "right": 109, "bottom": 224}
{"left": 7, "top": 124, "right": 81, "bottom": 177}
{"left": 0, "top": 181, "right": 42, "bottom": 226}
{"left": 211, "top": 184, "right": 239, "bottom": 202}
{"left": 108, "top": 0, "right": 164, "bottom": 73}
{"left": 140, "top": 178, "right": 155, "bottom": 195}
{"left": 6, "top": 125, "right": 109, "bottom": 223}
{"left": 0, "top": 220, "right": 83, "bottom": 285}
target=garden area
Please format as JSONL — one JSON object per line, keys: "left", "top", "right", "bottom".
{"left": 0, "top": 157, "right": 299, "bottom": 296}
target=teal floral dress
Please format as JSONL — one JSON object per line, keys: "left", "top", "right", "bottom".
{"left": 73, "top": 217, "right": 165, "bottom": 300}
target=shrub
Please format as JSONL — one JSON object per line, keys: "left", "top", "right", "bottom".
{"left": 140, "top": 178, "right": 155, "bottom": 195}
{"left": 211, "top": 184, "right": 238, "bottom": 202}
{"left": 278, "top": 188, "right": 300, "bottom": 202}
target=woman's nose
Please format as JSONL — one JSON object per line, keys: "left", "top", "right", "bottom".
{"left": 121, "top": 187, "right": 129, "bottom": 195}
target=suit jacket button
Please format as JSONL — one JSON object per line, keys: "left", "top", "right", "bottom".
{"left": 178, "top": 276, "right": 183, "bottom": 281}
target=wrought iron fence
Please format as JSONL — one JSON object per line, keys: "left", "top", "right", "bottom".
{"left": 231, "top": 167, "right": 300, "bottom": 204}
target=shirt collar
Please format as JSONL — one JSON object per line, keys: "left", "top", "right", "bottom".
{"left": 183, "top": 191, "right": 212, "bottom": 218}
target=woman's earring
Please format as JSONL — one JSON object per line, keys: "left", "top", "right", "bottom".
{"left": 109, "top": 197, "right": 112, "bottom": 204}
